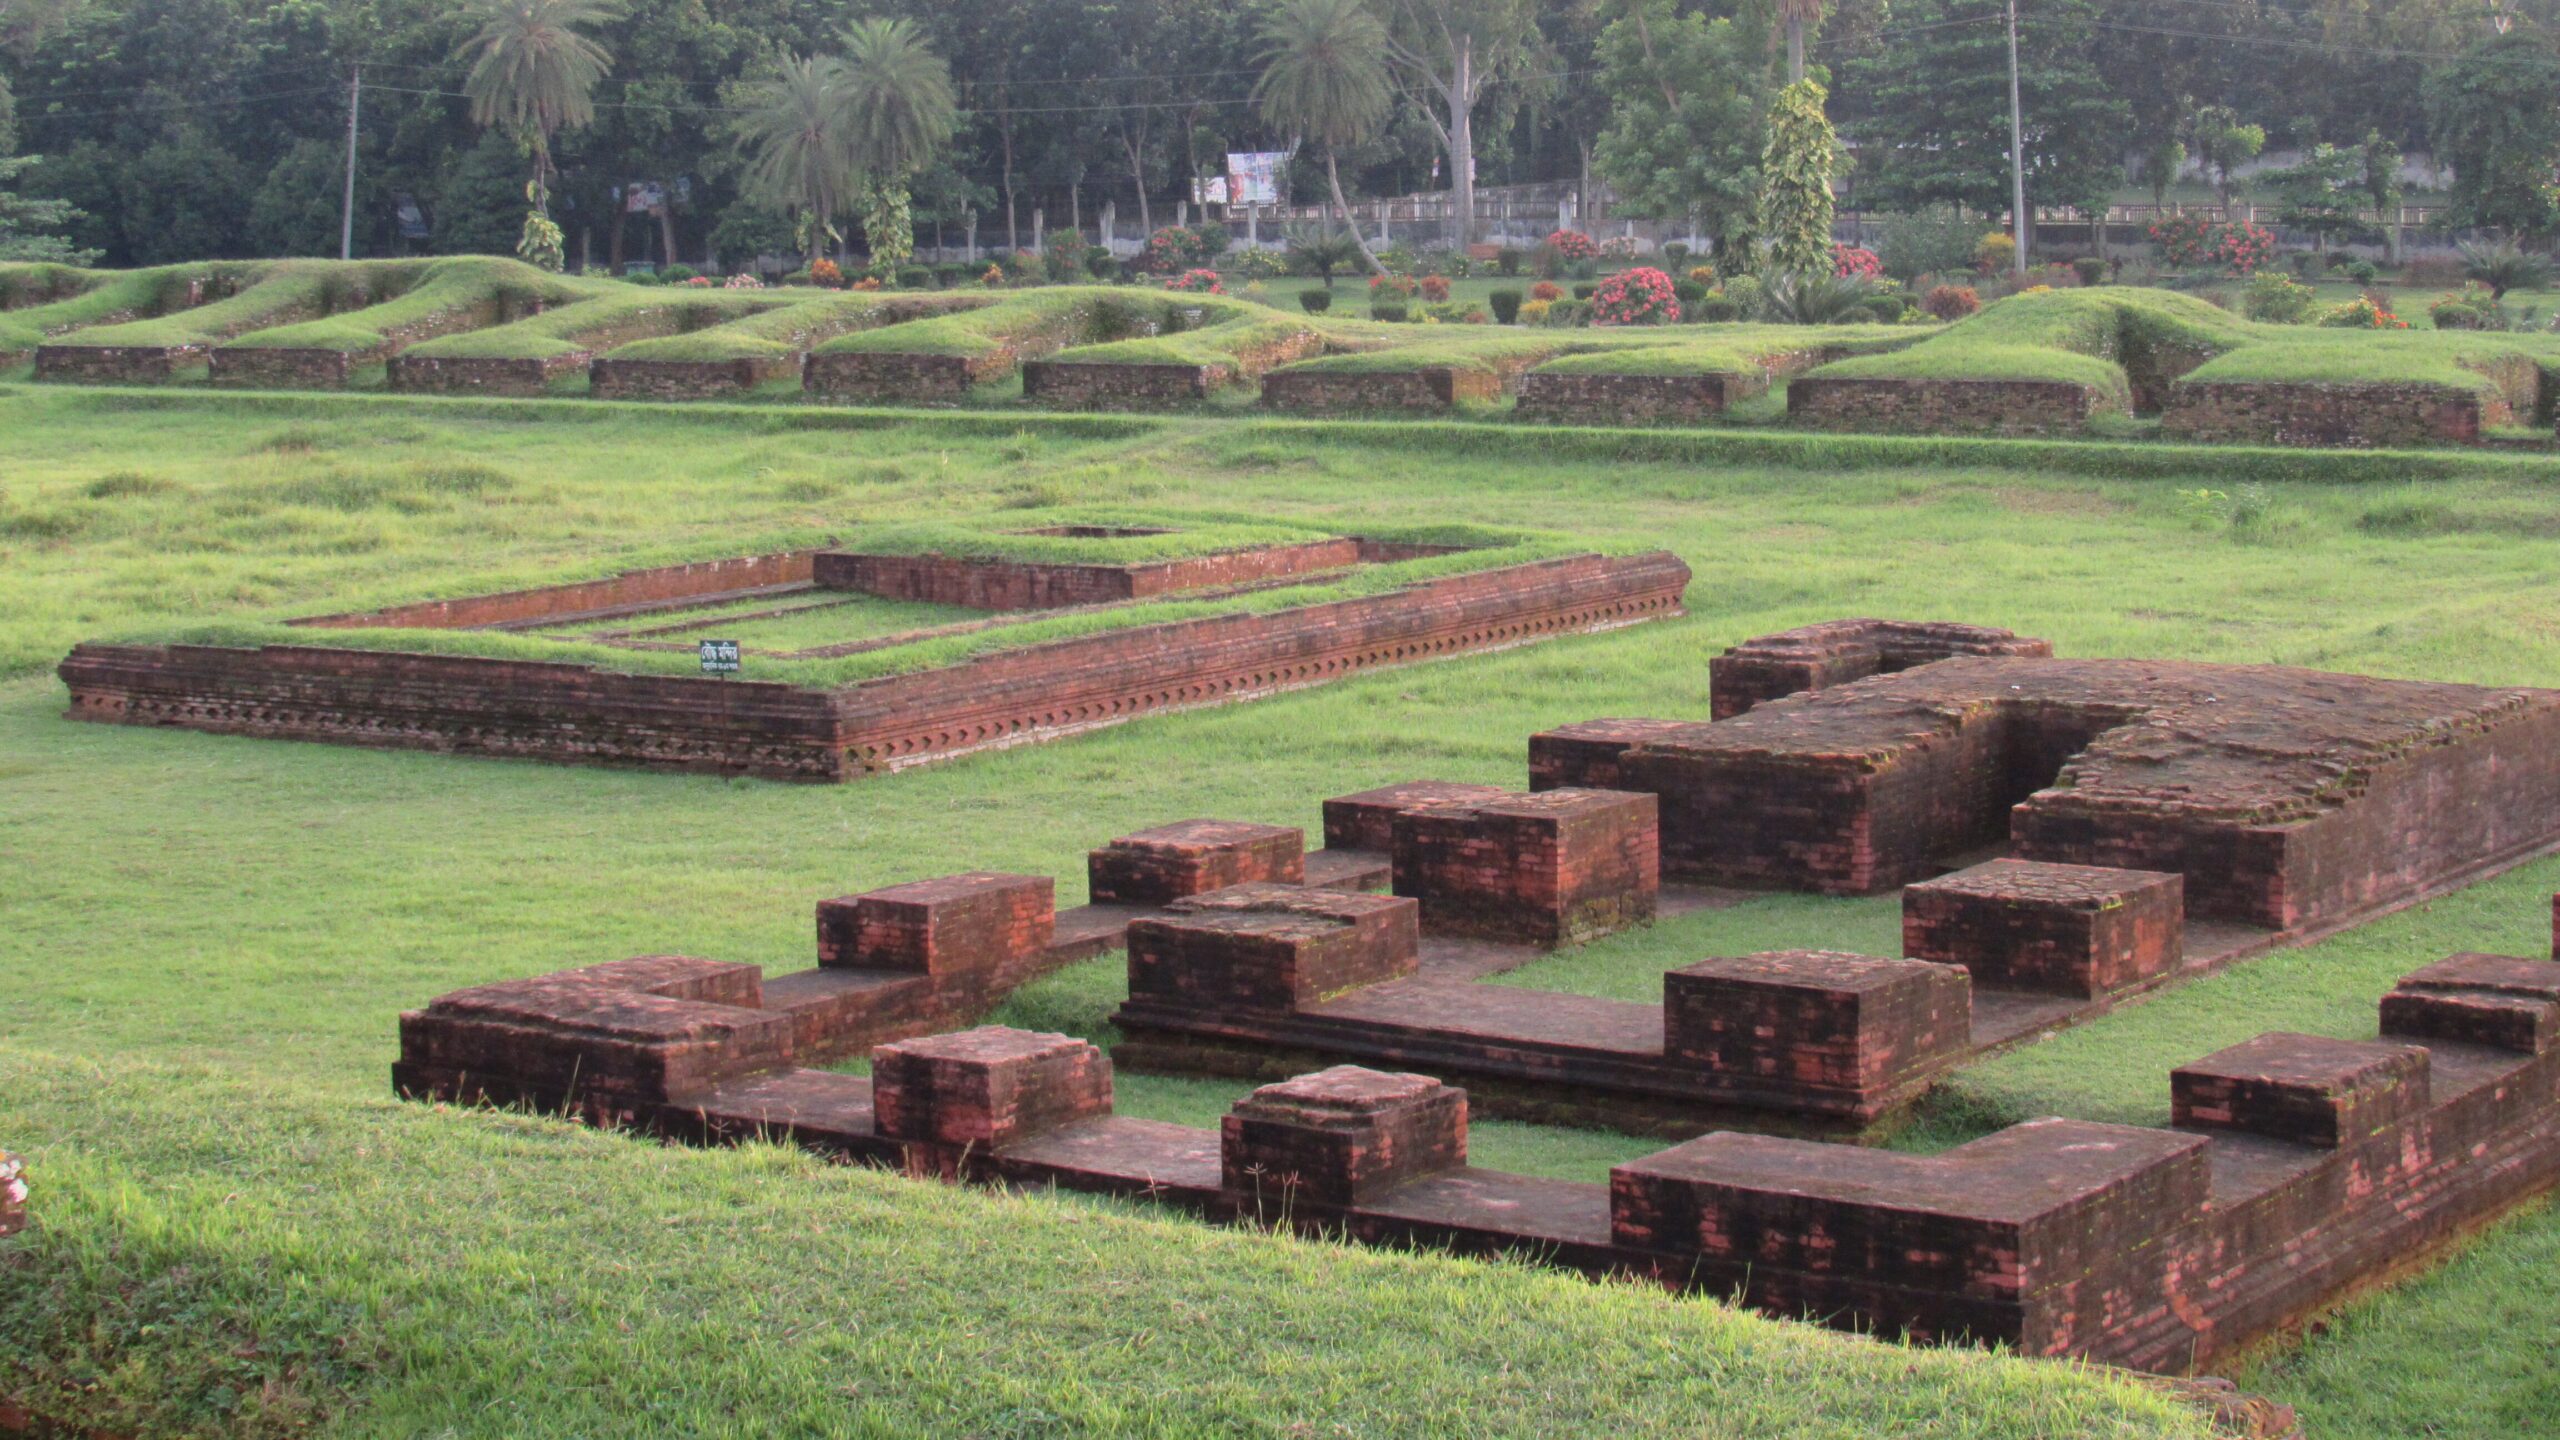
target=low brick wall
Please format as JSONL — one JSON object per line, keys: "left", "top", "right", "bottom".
{"left": 208, "top": 347, "right": 361, "bottom": 388}
{"left": 33, "top": 344, "right": 200, "bottom": 383}
{"left": 1261, "top": 366, "right": 1505, "bottom": 413}
{"left": 64, "top": 551, "right": 1691, "bottom": 780}
{"left": 2161, "top": 380, "right": 2499, "bottom": 448}
{"left": 590, "top": 356, "right": 799, "bottom": 401}
{"left": 1788, "top": 376, "right": 2113, "bottom": 436}
{"left": 805, "top": 349, "right": 1019, "bottom": 403}
{"left": 1514, "top": 371, "right": 1763, "bottom": 424}
{"left": 388, "top": 352, "right": 590, "bottom": 397}
{"left": 1023, "top": 360, "right": 1223, "bottom": 407}
{"left": 816, "top": 538, "right": 1362, "bottom": 610}
{"left": 297, "top": 550, "right": 821, "bottom": 630}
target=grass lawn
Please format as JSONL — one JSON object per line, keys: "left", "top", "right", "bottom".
{"left": 7, "top": 385, "right": 2560, "bottom": 1436}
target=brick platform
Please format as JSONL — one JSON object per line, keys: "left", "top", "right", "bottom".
{"left": 816, "top": 872, "right": 1056, "bottom": 974}
{"left": 1320, "top": 780, "right": 1511, "bottom": 854}
{"left": 1260, "top": 366, "right": 1505, "bottom": 413}
{"left": 815, "top": 537, "right": 1359, "bottom": 611}
{"left": 0, "top": 1151, "right": 22, "bottom": 1238}
{"left": 1090, "top": 820, "right": 1307, "bottom": 906}
{"left": 1524, "top": 718, "right": 1698, "bottom": 791}
{"left": 1788, "top": 376, "right": 2117, "bottom": 436}
{"left": 1128, "top": 885, "right": 1418, "bottom": 1012}
{"left": 1388, "top": 788, "right": 1659, "bottom": 947}
{"left": 1663, "top": 951, "right": 1971, "bottom": 1113}
{"left": 1222, "top": 1066, "right": 1467, "bottom": 1207}
{"left": 1562, "top": 639, "right": 2560, "bottom": 929}
{"left": 2377, "top": 952, "right": 2560, "bottom": 1052}
{"left": 409, "top": 937, "right": 2560, "bottom": 1375}
{"left": 1704, "top": 618, "right": 2053, "bottom": 719}
{"left": 2162, "top": 379, "right": 2503, "bottom": 448}
{"left": 1903, "top": 859, "right": 2185, "bottom": 998}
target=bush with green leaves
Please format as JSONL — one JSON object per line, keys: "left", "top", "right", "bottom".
{"left": 1535, "top": 298, "right": 1594, "bottom": 328}
{"left": 2242, "top": 271, "right": 2321, "bottom": 324}
{"left": 1721, "top": 274, "right": 1767, "bottom": 320}
{"left": 660, "top": 264, "right": 699, "bottom": 284}
{"left": 2428, "top": 283, "right": 2508, "bottom": 331}
{"left": 1235, "top": 248, "right": 1288, "bottom": 280}
{"left": 1571, "top": 283, "right": 1598, "bottom": 301}
{"left": 1693, "top": 292, "right": 1745, "bottom": 323}
{"left": 1370, "top": 300, "right": 1408, "bottom": 322}
{"left": 1874, "top": 207, "right": 1981, "bottom": 281}
{"left": 2458, "top": 240, "right": 2551, "bottom": 299}
{"left": 1761, "top": 271, "right": 1877, "bottom": 325}
{"left": 1494, "top": 246, "right": 1524, "bottom": 276}
{"left": 1298, "top": 287, "right": 1333, "bottom": 314}
{"left": 2072, "top": 257, "right": 2109, "bottom": 286}
{"left": 895, "top": 266, "right": 933, "bottom": 290}
{"left": 1488, "top": 288, "right": 1523, "bottom": 324}
{"left": 1284, "top": 226, "right": 1363, "bottom": 286}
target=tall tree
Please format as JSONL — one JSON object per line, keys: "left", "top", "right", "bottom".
{"left": 734, "top": 55, "right": 856, "bottom": 264}
{"left": 1756, "top": 74, "right": 1837, "bottom": 277}
{"left": 2424, "top": 27, "right": 2560, "bottom": 241}
{"left": 2360, "top": 127, "right": 2403, "bottom": 262}
{"left": 1254, "top": 0, "right": 1393, "bottom": 275}
{"left": 1378, "top": 0, "right": 1538, "bottom": 248}
{"left": 837, "top": 15, "right": 955, "bottom": 269}
{"left": 1590, "top": 0, "right": 1769, "bottom": 256}
{"left": 1780, "top": 0, "right": 1823, "bottom": 84}
{"left": 0, "top": 151, "right": 92, "bottom": 260}
{"left": 455, "top": 0, "right": 619, "bottom": 264}
{"left": 2184, "top": 104, "right": 2264, "bottom": 211}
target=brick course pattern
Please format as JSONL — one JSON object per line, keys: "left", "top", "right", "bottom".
{"left": 407, "top": 943, "right": 2560, "bottom": 1378}
{"left": 815, "top": 538, "right": 1360, "bottom": 611}
{"left": 33, "top": 343, "right": 205, "bottom": 383}
{"left": 1090, "top": 820, "right": 1307, "bottom": 906}
{"left": 1321, "top": 780, "right": 1512, "bottom": 853}
{"left": 61, "top": 551, "right": 1691, "bottom": 780}
{"left": 1788, "top": 377, "right": 2117, "bottom": 436}
{"left": 815, "top": 872, "right": 1056, "bottom": 974}
{"left": 1662, "top": 950, "right": 1971, "bottom": 1112}
{"left": 804, "top": 350, "right": 1019, "bottom": 403}
{"left": 1558, "top": 642, "right": 2560, "bottom": 930}
{"left": 388, "top": 352, "right": 590, "bottom": 396}
{"left": 1513, "top": 370, "right": 1765, "bottom": 425}
{"left": 1705, "top": 618, "right": 2053, "bottom": 720}
{"left": 1127, "top": 884, "right": 1419, "bottom": 1012}
{"left": 590, "top": 356, "right": 799, "bottom": 401}
{"left": 1903, "top": 859, "right": 2185, "bottom": 998}
{"left": 1388, "top": 788, "right": 1659, "bottom": 947}
{"left": 1260, "top": 367, "right": 1505, "bottom": 413}
{"left": 2162, "top": 380, "right": 2502, "bottom": 448}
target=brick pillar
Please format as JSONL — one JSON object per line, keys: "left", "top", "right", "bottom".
{"left": 1127, "top": 884, "right": 1418, "bottom": 1014}
{"left": 1088, "top": 819, "right": 1305, "bottom": 905}
{"left": 1902, "top": 859, "right": 2183, "bottom": 998}
{"left": 871, "top": 1027, "right": 1114, "bottom": 1153}
{"left": 2171, "top": 1034, "right": 2430, "bottom": 1149}
{"left": 1222, "top": 1066, "right": 1466, "bottom": 1209}
{"left": 1663, "top": 950, "right": 1971, "bottom": 1117}
{"left": 815, "top": 872, "right": 1056, "bottom": 973}
{"left": 1389, "top": 788, "right": 1659, "bottom": 947}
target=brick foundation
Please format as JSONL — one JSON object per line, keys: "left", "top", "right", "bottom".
{"left": 1260, "top": 366, "right": 1505, "bottom": 413}
{"left": 1320, "top": 780, "right": 1512, "bottom": 853}
{"left": 871, "top": 1028, "right": 1114, "bottom": 1149}
{"left": 1388, "top": 788, "right": 1659, "bottom": 947}
{"left": 388, "top": 352, "right": 590, "bottom": 396}
{"left": 1022, "top": 360, "right": 1222, "bottom": 407}
{"left": 1788, "top": 376, "right": 2116, "bottom": 436}
{"left": 1662, "top": 950, "right": 1971, "bottom": 1111}
{"left": 1513, "top": 370, "right": 1765, "bottom": 425}
{"left": 590, "top": 355, "right": 800, "bottom": 400}
{"left": 33, "top": 343, "right": 200, "bottom": 383}
{"left": 815, "top": 872, "right": 1055, "bottom": 974}
{"left": 1903, "top": 859, "right": 2185, "bottom": 998}
{"left": 1704, "top": 619, "right": 2054, "bottom": 720}
{"left": 804, "top": 350, "right": 1016, "bottom": 403}
{"left": 2162, "top": 380, "right": 2503, "bottom": 448}
{"left": 813, "top": 537, "right": 1361, "bottom": 611}
{"left": 207, "top": 347, "right": 366, "bottom": 388}
{"left": 1222, "top": 1066, "right": 1467, "bottom": 1207}
{"left": 1127, "top": 884, "right": 1419, "bottom": 1012}
{"left": 1090, "top": 819, "right": 1306, "bottom": 905}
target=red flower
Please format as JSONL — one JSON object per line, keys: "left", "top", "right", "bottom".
{"left": 1591, "top": 266, "right": 1679, "bottom": 325}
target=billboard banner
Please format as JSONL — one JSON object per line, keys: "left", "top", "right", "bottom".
{"left": 1225, "top": 152, "right": 1289, "bottom": 207}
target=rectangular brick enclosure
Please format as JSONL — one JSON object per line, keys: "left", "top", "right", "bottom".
{"left": 402, "top": 930, "right": 2560, "bottom": 1376}
{"left": 61, "top": 542, "right": 1690, "bottom": 781}
{"left": 1535, "top": 619, "right": 2560, "bottom": 933}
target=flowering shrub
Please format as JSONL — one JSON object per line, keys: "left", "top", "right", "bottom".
{"left": 1975, "top": 232, "right": 2015, "bottom": 273}
{"left": 2149, "top": 215, "right": 2278, "bottom": 275}
{"left": 1143, "top": 226, "right": 1210, "bottom": 273}
{"left": 1418, "top": 275, "right": 1452, "bottom": 302}
{"left": 1369, "top": 273, "right": 1419, "bottom": 298}
{"left": 809, "top": 258, "right": 844, "bottom": 288}
{"left": 685, "top": 275, "right": 714, "bottom": 287}
{"left": 721, "top": 273, "right": 764, "bottom": 290}
{"left": 1165, "top": 268, "right": 1223, "bottom": 294}
{"left": 980, "top": 263, "right": 1006, "bottom": 287}
{"left": 1528, "top": 280, "right": 1564, "bottom": 302}
{"left": 851, "top": 275, "right": 882, "bottom": 291}
{"left": 1832, "top": 245, "right": 1883, "bottom": 281}
{"left": 1545, "top": 229, "right": 1597, "bottom": 261}
{"left": 2322, "top": 294, "right": 2409, "bottom": 329}
{"left": 1590, "top": 266, "right": 1680, "bottom": 325}
{"left": 1922, "top": 284, "right": 1981, "bottom": 321}
{"left": 1236, "top": 248, "right": 1289, "bottom": 279}
{"left": 2429, "top": 284, "right": 2507, "bottom": 331}
{"left": 1517, "top": 298, "right": 1553, "bottom": 325}
{"left": 1598, "top": 234, "right": 1642, "bottom": 261}
{"left": 1686, "top": 264, "right": 1718, "bottom": 286}
{"left": 2242, "top": 271, "right": 2319, "bottom": 324}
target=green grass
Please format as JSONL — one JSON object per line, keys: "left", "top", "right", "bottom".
{"left": 215, "top": 257, "right": 590, "bottom": 356}
{"left": 811, "top": 286, "right": 1115, "bottom": 360}
{"left": 601, "top": 291, "right": 999, "bottom": 364}
{"left": 13, "top": 386, "right": 2560, "bottom": 1435}
{"left": 401, "top": 288, "right": 794, "bottom": 362}
{"left": 0, "top": 261, "right": 272, "bottom": 357}
{"left": 42, "top": 260, "right": 423, "bottom": 352}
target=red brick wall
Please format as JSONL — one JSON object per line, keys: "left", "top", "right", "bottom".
{"left": 2160, "top": 380, "right": 2498, "bottom": 448}
{"left": 1514, "top": 371, "right": 1763, "bottom": 424}
{"left": 814, "top": 538, "right": 1361, "bottom": 611}
{"left": 1788, "top": 376, "right": 2113, "bottom": 436}
{"left": 590, "top": 356, "right": 799, "bottom": 401}
{"left": 1260, "top": 367, "right": 1505, "bottom": 413}
{"left": 298, "top": 551, "right": 820, "bottom": 630}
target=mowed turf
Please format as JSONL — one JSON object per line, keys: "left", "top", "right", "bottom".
{"left": 6, "top": 387, "right": 2560, "bottom": 1437}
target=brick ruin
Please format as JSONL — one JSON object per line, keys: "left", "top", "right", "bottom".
{"left": 1534, "top": 618, "right": 2560, "bottom": 931}
{"left": 1787, "top": 376, "right": 2117, "bottom": 436}
{"left": 61, "top": 542, "right": 1690, "bottom": 781}
{"left": 2160, "top": 380, "right": 2505, "bottom": 448}
{"left": 1513, "top": 370, "right": 1767, "bottom": 425}
{"left": 1260, "top": 366, "right": 1507, "bottom": 414}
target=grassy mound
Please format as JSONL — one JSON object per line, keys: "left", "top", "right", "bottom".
{"left": 601, "top": 291, "right": 1000, "bottom": 364}
{"left": 400, "top": 288, "right": 793, "bottom": 362}
{"left": 0, "top": 261, "right": 272, "bottom": 357}
{"left": 216, "top": 258, "right": 592, "bottom": 357}
{"left": 41, "top": 260, "right": 428, "bottom": 352}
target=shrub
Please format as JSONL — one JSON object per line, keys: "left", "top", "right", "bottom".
{"left": 1235, "top": 247, "right": 1289, "bottom": 280}
{"left": 1875, "top": 208, "right": 1983, "bottom": 280}
{"left": 2344, "top": 258, "right": 2381, "bottom": 285}
{"left": 1422, "top": 300, "right": 1487, "bottom": 323}
{"left": 1495, "top": 246, "right": 1525, "bottom": 276}
{"left": 896, "top": 265, "right": 934, "bottom": 290}
{"left": 1370, "top": 300, "right": 1409, "bottom": 322}
{"left": 1418, "top": 274, "right": 1452, "bottom": 302}
{"left": 1832, "top": 244, "right": 1884, "bottom": 281}
{"left": 2458, "top": 239, "right": 2552, "bottom": 298}
{"left": 851, "top": 275, "right": 882, "bottom": 291}
{"left": 660, "top": 264, "right": 699, "bottom": 283}
{"left": 684, "top": 275, "right": 714, "bottom": 287}
{"left": 722, "top": 273, "right": 765, "bottom": 290}
{"left": 1536, "top": 298, "right": 1594, "bottom": 327}
{"left": 1591, "top": 267, "right": 1681, "bottom": 325}
{"left": 1721, "top": 274, "right": 1767, "bottom": 320}
{"left": 1530, "top": 242, "right": 1564, "bottom": 279}
{"left": 1194, "top": 223, "right": 1233, "bottom": 258}
{"left": 980, "top": 263, "right": 1006, "bottom": 287}
{"left": 1922, "top": 284, "right": 1981, "bottom": 320}
{"left": 2322, "top": 294, "right": 2409, "bottom": 329}
{"left": 2429, "top": 283, "right": 2507, "bottom": 330}
{"left": 1488, "top": 288, "right": 1523, "bottom": 324}
{"left": 1377, "top": 243, "right": 1420, "bottom": 275}
{"left": 2242, "top": 271, "right": 2321, "bottom": 323}
{"left": 1142, "top": 226, "right": 1203, "bottom": 273}
{"left": 1528, "top": 280, "right": 1564, "bottom": 302}
{"left": 780, "top": 268, "right": 814, "bottom": 287}
{"left": 933, "top": 262, "right": 972, "bottom": 286}
{"left": 1672, "top": 279, "right": 1708, "bottom": 311}
{"left": 810, "top": 257, "right": 844, "bottom": 288}
{"left": 1044, "top": 239, "right": 1093, "bottom": 279}
{"left": 1858, "top": 293, "right": 1907, "bottom": 324}
{"left": 1517, "top": 298, "right": 1552, "bottom": 325}
{"left": 1975, "top": 231, "right": 2017, "bottom": 273}
{"left": 1299, "top": 288, "right": 1333, "bottom": 314}
{"left": 1662, "top": 242, "right": 1691, "bottom": 270}
{"left": 1545, "top": 229, "right": 1597, "bottom": 261}
{"left": 1086, "top": 255, "right": 1121, "bottom": 284}
{"left": 1764, "top": 272, "right": 1876, "bottom": 325}
{"left": 1571, "top": 283, "right": 1598, "bottom": 300}
{"left": 2072, "top": 256, "right": 2109, "bottom": 286}
{"left": 1164, "top": 268, "right": 1223, "bottom": 294}
{"left": 2150, "top": 215, "right": 2278, "bottom": 275}
{"left": 1694, "top": 293, "right": 1744, "bottom": 323}
{"left": 1369, "top": 273, "right": 1419, "bottom": 299}
{"left": 1598, "top": 235, "right": 1642, "bottom": 261}
{"left": 1686, "top": 264, "right": 1719, "bottom": 287}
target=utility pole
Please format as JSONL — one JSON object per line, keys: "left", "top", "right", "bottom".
{"left": 339, "top": 65, "right": 362, "bottom": 261}
{"left": 2006, "top": 0, "right": 2028, "bottom": 275}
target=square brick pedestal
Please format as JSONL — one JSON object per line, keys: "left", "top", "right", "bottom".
{"left": 1128, "top": 884, "right": 1419, "bottom": 1013}
{"left": 1389, "top": 788, "right": 1659, "bottom": 947}
{"left": 870, "top": 1027, "right": 1113, "bottom": 1148}
{"left": 1321, "top": 781, "right": 1510, "bottom": 853}
{"left": 1903, "top": 859, "right": 2184, "bottom": 998}
{"left": 816, "top": 872, "right": 1056, "bottom": 972}
{"left": 2172, "top": 1033, "right": 2431, "bottom": 1148}
{"left": 1221, "top": 1066, "right": 1466, "bottom": 1206}
{"left": 1527, "top": 719, "right": 1695, "bottom": 793}
{"left": 1664, "top": 950, "right": 1971, "bottom": 1115}
{"left": 2380, "top": 953, "right": 2560, "bottom": 1053}
{"left": 1089, "top": 820, "right": 1306, "bottom": 906}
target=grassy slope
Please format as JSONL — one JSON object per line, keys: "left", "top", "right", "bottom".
{"left": 43, "top": 260, "right": 417, "bottom": 350}
{"left": 401, "top": 288, "right": 795, "bottom": 361}
{"left": 601, "top": 291, "right": 1001, "bottom": 364}
{"left": 0, "top": 261, "right": 272, "bottom": 355}
{"left": 10, "top": 389, "right": 2560, "bottom": 1434}
{"left": 216, "top": 258, "right": 595, "bottom": 355}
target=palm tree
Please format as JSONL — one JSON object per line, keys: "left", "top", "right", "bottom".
{"left": 736, "top": 56, "right": 858, "bottom": 264}
{"left": 1253, "top": 0, "right": 1392, "bottom": 278}
{"left": 1781, "top": 0, "right": 1824, "bottom": 83}
{"left": 455, "top": 0, "right": 620, "bottom": 214}
{"left": 836, "top": 16, "right": 956, "bottom": 270}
